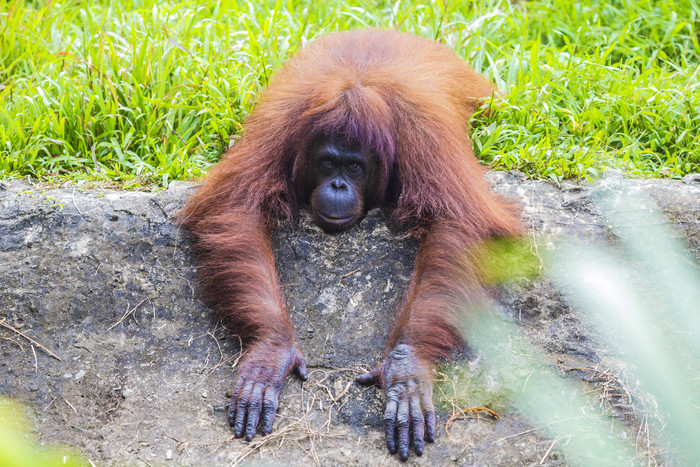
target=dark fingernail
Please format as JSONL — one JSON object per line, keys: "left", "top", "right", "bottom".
{"left": 426, "top": 424, "right": 435, "bottom": 443}
{"left": 228, "top": 402, "right": 236, "bottom": 426}
{"left": 245, "top": 426, "right": 256, "bottom": 442}
{"left": 399, "top": 441, "right": 409, "bottom": 459}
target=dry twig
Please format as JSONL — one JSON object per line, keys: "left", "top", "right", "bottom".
{"left": 107, "top": 297, "right": 150, "bottom": 331}
{"left": 445, "top": 407, "right": 500, "bottom": 439}
{"left": 0, "top": 318, "right": 61, "bottom": 361}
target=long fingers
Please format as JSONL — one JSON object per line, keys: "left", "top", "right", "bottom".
{"left": 422, "top": 390, "right": 436, "bottom": 443}
{"left": 384, "top": 387, "right": 433, "bottom": 461}
{"left": 233, "top": 380, "right": 253, "bottom": 438}
{"left": 229, "top": 380, "right": 283, "bottom": 441}
{"left": 261, "top": 387, "right": 280, "bottom": 435}
{"left": 397, "top": 398, "right": 410, "bottom": 461}
{"left": 245, "top": 384, "right": 264, "bottom": 441}
{"left": 383, "top": 388, "right": 399, "bottom": 454}
{"left": 228, "top": 378, "right": 246, "bottom": 427}
{"left": 227, "top": 346, "right": 308, "bottom": 442}
{"left": 410, "top": 395, "right": 425, "bottom": 456}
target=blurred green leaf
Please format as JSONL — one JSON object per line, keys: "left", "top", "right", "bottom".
{"left": 0, "top": 397, "right": 87, "bottom": 467}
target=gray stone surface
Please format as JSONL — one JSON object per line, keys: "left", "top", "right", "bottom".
{"left": 0, "top": 173, "right": 698, "bottom": 465}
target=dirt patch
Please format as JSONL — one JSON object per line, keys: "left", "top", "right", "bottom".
{"left": 1, "top": 173, "right": 698, "bottom": 465}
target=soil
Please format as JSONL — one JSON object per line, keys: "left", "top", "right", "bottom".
{"left": 1, "top": 172, "right": 698, "bottom": 465}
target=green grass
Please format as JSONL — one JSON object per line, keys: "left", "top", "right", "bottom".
{"left": 1, "top": 397, "right": 86, "bottom": 467}
{"left": 1, "top": 0, "right": 698, "bottom": 187}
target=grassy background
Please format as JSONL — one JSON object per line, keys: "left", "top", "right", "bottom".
{"left": 1, "top": 0, "right": 698, "bottom": 187}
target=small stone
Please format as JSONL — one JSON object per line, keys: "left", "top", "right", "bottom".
{"left": 74, "top": 370, "right": 86, "bottom": 380}
{"left": 122, "top": 388, "right": 134, "bottom": 398}
{"left": 201, "top": 391, "right": 208, "bottom": 399}
{"left": 166, "top": 449, "right": 173, "bottom": 460}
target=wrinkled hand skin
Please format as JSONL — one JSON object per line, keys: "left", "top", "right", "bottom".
{"left": 356, "top": 343, "right": 436, "bottom": 462}
{"left": 228, "top": 343, "right": 307, "bottom": 441}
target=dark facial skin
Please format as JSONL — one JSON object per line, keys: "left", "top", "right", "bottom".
{"left": 308, "top": 140, "right": 373, "bottom": 232}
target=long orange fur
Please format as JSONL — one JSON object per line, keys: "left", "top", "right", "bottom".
{"left": 180, "top": 27, "right": 520, "bottom": 388}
